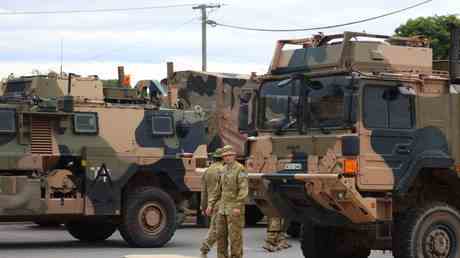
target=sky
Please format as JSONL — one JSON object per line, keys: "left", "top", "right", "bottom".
{"left": 0, "top": 0, "right": 459, "bottom": 83}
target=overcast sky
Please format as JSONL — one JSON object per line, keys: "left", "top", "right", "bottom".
{"left": 0, "top": 0, "right": 458, "bottom": 83}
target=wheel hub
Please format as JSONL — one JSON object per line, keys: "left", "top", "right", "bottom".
{"left": 144, "top": 207, "right": 161, "bottom": 227}
{"left": 138, "top": 202, "right": 166, "bottom": 235}
{"left": 425, "top": 228, "right": 451, "bottom": 258}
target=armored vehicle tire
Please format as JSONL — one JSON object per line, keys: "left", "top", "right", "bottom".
{"left": 119, "top": 187, "right": 177, "bottom": 248}
{"left": 66, "top": 220, "right": 117, "bottom": 242}
{"left": 287, "top": 221, "right": 301, "bottom": 238}
{"left": 301, "top": 223, "right": 370, "bottom": 258}
{"left": 393, "top": 202, "right": 460, "bottom": 258}
{"left": 245, "top": 205, "right": 264, "bottom": 226}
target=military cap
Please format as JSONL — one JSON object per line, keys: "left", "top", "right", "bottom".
{"left": 221, "top": 145, "right": 236, "bottom": 156}
{"left": 213, "top": 148, "right": 223, "bottom": 158}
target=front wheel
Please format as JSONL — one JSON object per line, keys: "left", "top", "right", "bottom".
{"left": 393, "top": 202, "right": 460, "bottom": 258}
{"left": 301, "top": 223, "right": 370, "bottom": 258}
{"left": 66, "top": 220, "right": 117, "bottom": 242}
{"left": 119, "top": 187, "right": 177, "bottom": 248}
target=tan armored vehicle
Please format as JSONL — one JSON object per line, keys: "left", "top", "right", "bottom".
{"left": 0, "top": 72, "right": 208, "bottom": 247}
{"left": 231, "top": 27, "right": 460, "bottom": 258}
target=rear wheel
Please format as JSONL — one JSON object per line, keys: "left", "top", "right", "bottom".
{"left": 393, "top": 202, "right": 460, "bottom": 258}
{"left": 119, "top": 187, "right": 177, "bottom": 247}
{"left": 66, "top": 220, "right": 117, "bottom": 242}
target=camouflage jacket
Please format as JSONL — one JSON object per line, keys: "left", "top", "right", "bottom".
{"left": 200, "top": 161, "right": 224, "bottom": 211}
{"left": 208, "top": 161, "right": 248, "bottom": 215}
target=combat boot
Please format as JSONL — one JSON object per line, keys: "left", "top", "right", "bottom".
{"left": 278, "top": 239, "right": 292, "bottom": 249}
{"left": 263, "top": 242, "right": 280, "bottom": 252}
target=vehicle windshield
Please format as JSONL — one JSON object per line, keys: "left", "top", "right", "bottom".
{"left": 259, "top": 80, "right": 300, "bottom": 131}
{"left": 259, "top": 75, "right": 351, "bottom": 132}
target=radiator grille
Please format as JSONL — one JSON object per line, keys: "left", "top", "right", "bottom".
{"left": 30, "top": 118, "right": 53, "bottom": 155}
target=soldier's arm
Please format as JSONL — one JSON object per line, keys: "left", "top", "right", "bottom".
{"left": 235, "top": 167, "right": 249, "bottom": 209}
{"left": 207, "top": 175, "right": 221, "bottom": 210}
{"left": 200, "top": 171, "right": 208, "bottom": 211}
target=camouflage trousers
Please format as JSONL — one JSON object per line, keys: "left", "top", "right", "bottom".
{"left": 263, "top": 217, "right": 290, "bottom": 252}
{"left": 216, "top": 212, "right": 245, "bottom": 258}
{"left": 200, "top": 213, "right": 218, "bottom": 254}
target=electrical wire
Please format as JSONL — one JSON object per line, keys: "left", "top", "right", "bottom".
{"left": 0, "top": 3, "right": 201, "bottom": 15}
{"left": 207, "top": 0, "right": 433, "bottom": 32}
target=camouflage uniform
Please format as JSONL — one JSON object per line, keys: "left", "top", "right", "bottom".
{"left": 200, "top": 149, "right": 224, "bottom": 257}
{"left": 208, "top": 146, "right": 249, "bottom": 258}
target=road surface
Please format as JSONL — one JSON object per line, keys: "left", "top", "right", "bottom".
{"left": 0, "top": 223, "right": 393, "bottom": 258}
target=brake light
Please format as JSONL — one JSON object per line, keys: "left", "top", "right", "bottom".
{"left": 343, "top": 159, "right": 358, "bottom": 175}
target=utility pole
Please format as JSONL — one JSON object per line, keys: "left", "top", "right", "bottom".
{"left": 60, "top": 38, "right": 64, "bottom": 76}
{"left": 193, "top": 3, "right": 221, "bottom": 72}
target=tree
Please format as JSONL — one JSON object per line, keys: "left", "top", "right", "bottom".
{"left": 395, "top": 15, "right": 460, "bottom": 60}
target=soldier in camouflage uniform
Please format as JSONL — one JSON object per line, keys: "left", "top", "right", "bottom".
{"left": 200, "top": 148, "right": 224, "bottom": 258}
{"left": 207, "top": 145, "right": 249, "bottom": 258}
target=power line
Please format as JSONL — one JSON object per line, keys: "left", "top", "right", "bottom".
{"left": 0, "top": 3, "right": 201, "bottom": 15}
{"left": 207, "top": 0, "right": 433, "bottom": 32}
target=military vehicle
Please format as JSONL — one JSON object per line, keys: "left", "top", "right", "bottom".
{"left": 225, "top": 27, "right": 460, "bottom": 258}
{"left": 0, "top": 72, "right": 208, "bottom": 247}
{"left": 167, "top": 71, "right": 265, "bottom": 225}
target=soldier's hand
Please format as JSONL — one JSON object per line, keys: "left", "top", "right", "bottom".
{"left": 205, "top": 207, "right": 213, "bottom": 216}
{"left": 233, "top": 208, "right": 241, "bottom": 216}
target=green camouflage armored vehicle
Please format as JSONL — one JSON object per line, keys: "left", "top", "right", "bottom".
{"left": 0, "top": 72, "right": 208, "bottom": 247}
{"left": 168, "top": 71, "right": 265, "bottom": 225}
{"left": 231, "top": 27, "right": 460, "bottom": 258}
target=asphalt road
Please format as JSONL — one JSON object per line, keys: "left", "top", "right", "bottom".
{"left": 0, "top": 223, "right": 393, "bottom": 258}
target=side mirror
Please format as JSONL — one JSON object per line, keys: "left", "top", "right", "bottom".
{"left": 398, "top": 86, "right": 416, "bottom": 96}
{"left": 238, "top": 90, "right": 253, "bottom": 133}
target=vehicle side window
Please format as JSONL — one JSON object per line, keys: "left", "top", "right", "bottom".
{"left": 74, "top": 113, "right": 98, "bottom": 134}
{"left": 0, "top": 109, "right": 16, "bottom": 133}
{"left": 364, "top": 86, "right": 414, "bottom": 129}
{"left": 388, "top": 93, "right": 413, "bottom": 129}
{"left": 363, "top": 87, "right": 388, "bottom": 128}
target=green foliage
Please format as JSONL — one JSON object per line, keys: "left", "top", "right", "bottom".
{"left": 395, "top": 15, "right": 460, "bottom": 60}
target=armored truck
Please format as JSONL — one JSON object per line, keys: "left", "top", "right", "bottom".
{"left": 233, "top": 27, "right": 460, "bottom": 258}
{"left": 0, "top": 72, "right": 208, "bottom": 247}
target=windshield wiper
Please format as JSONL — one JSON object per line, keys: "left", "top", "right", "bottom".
{"left": 275, "top": 118, "right": 297, "bottom": 135}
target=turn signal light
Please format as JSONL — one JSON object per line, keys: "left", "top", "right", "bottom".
{"left": 343, "top": 159, "right": 358, "bottom": 175}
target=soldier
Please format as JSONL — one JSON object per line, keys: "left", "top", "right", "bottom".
{"left": 206, "top": 145, "right": 249, "bottom": 258}
{"left": 200, "top": 148, "right": 224, "bottom": 258}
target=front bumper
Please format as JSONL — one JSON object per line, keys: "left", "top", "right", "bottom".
{"left": 263, "top": 173, "right": 382, "bottom": 226}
